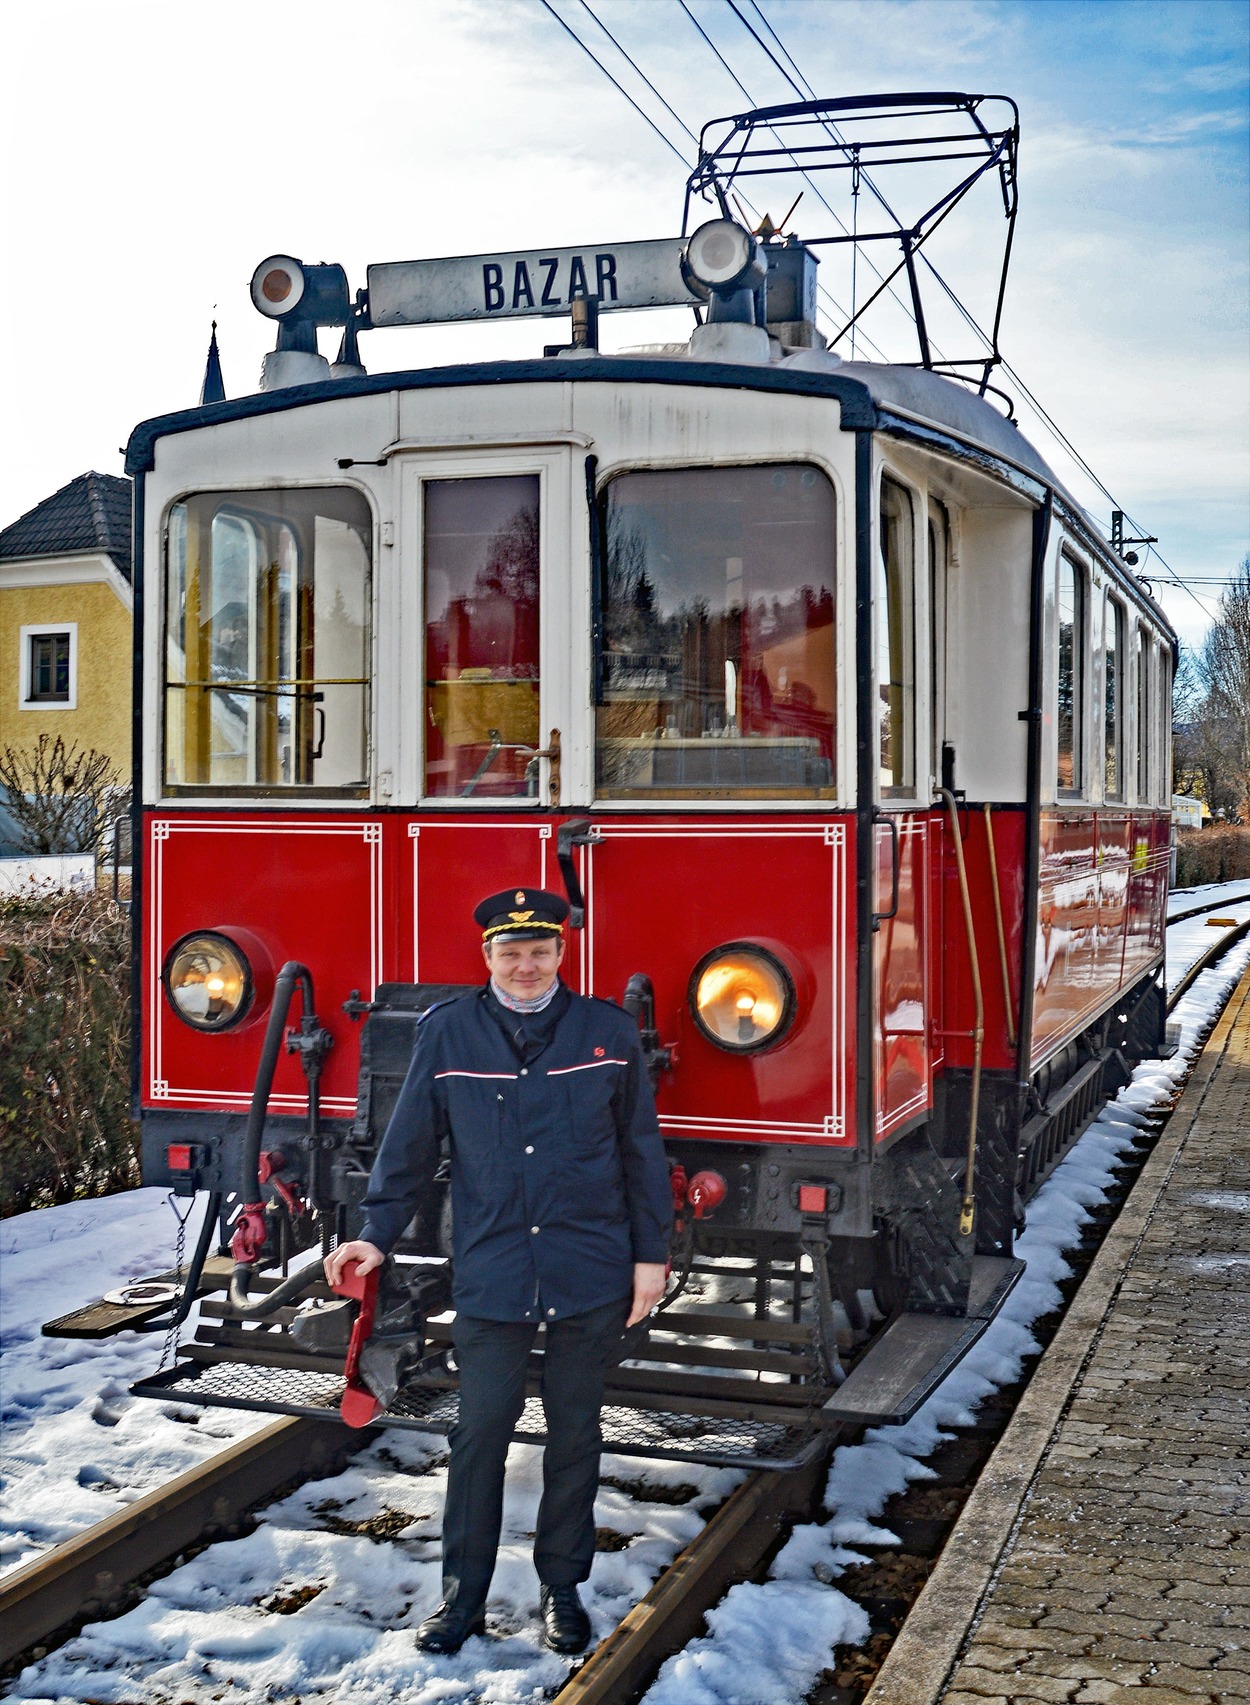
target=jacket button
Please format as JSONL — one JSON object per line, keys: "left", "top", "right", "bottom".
{"left": 531, "top": 1225, "right": 540, "bottom": 1234}
{"left": 520, "top": 1068, "right": 528, "bottom": 1076}
{"left": 547, "top": 1308, "right": 556, "bottom": 1317}
{"left": 525, "top": 1145, "right": 534, "bottom": 1155}
{"left": 497, "top": 1093, "right": 504, "bottom": 1102}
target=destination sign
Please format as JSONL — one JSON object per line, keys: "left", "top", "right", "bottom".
{"left": 367, "top": 238, "right": 699, "bottom": 327}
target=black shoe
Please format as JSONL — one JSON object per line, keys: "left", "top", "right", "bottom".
{"left": 414, "top": 1599, "right": 487, "bottom": 1654}
{"left": 540, "top": 1583, "right": 592, "bottom": 1654}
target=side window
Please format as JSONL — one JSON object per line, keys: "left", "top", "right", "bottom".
{"left": 423, "top": 475, "right": 540, "bottom": 799}
{"left": 593, "top": 464, "right": 836, "bottom": 800}
{"left": 164, "top": 487, "right": 371, "bottom": 792}
{"left": 1157, "top": 640, "right": 1172, "bottom": 807}
{"left": 1056, "top": 553, "right": 1085, "bottom": 794}
{"left": 1104, "top": 594, "right": 1124, "bottom": 799}
{"left": 20, "top": 625, "right": 76, "bottom": 708}
{"left": 878, "top": 477, "right": 916, "bottom": 798}
{"left": 928, "top": 500, "right": 948, "bottom": 786}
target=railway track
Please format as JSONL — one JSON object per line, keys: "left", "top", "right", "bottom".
{"left": 4, "top": 896, "right": 1249, "bottom": 1700}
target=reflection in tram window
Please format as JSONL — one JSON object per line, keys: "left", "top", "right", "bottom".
{"left": 1057, "top": 553, "right": 1085, "bottom": 794}
{"left": 164, "top": 488, "right": 371, "bottom": 791}
{"left": 594, "top": 465, "right": 836, "bottom": 799}
{"left": 1105, "top": 595, "right": 1124, "bottom": 799}
{"left": 878, "top": 477, "right": 915, "bottom": 797}
{"left": 423, "top": 475, "right": 540, "bottom": 799}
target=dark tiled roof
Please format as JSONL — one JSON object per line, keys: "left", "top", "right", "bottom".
{"left": 0, "top": 471, "right": 133, "bottom": 579}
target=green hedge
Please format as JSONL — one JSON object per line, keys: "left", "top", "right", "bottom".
{"left": 0, "top": 889, "right": 139, "bottom": 1217}
{"left": 1173, "top": 824, "right": 1250, "bottom": 890}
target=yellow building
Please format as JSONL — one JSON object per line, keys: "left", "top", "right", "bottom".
{"left": 0, "top": 471, "right": 133, "bottom": 784}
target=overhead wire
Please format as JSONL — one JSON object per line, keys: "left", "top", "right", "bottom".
{"left": 535, "top": 0, "right": 692, "bottom": 170}
{"left": 675, "top": 0, "right": 893, "bottom": 359}
{"left": 726, "top": 0, "right": 1210, "bottom": 622}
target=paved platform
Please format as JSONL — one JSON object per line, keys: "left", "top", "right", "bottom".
{"left": 866, "top": 962, "right": 1250, "bottom": 1705}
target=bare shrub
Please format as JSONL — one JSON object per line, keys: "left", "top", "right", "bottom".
{"left": 0, "top": 888, "right": 138, "bottom": 1216}
{"left": 1173, "top": 825, "right": 1250, "bottom": 890}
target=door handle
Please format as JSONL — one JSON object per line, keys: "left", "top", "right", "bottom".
{"left": 871, "top": 811, "right": 900, "bottom": 932}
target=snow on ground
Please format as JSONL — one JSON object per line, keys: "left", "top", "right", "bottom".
{"left": 0, "top": 1192, "right": 268, "bottom": 1574}
{"left": 3, "top": 897, "right": 1247, "bottom": 1704}
{"left": 1167, "top": 876, "right": 1250, "bottom": 915}
{"left": 1164, "top": 895, "right": 1250, "bottom": 989}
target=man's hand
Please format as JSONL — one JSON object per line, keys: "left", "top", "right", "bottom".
{"left": 324, "top": 1239, "right": 385, "bottom": 1289}
{"left": 626, "top": 1262, "right": 668, "bottom": 1329}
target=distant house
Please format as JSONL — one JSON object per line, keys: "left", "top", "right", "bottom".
{"left": 0, "top": 471, "right": 134, "bottom": 786}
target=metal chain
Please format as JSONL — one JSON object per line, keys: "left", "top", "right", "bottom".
{"left": 158, "top": 1193, "right": 196, "bottom": 1371}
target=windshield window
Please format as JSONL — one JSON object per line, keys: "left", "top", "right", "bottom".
{"left": 164, "top": 487, "right": 370, "bottom": 791}
{"left": 594, "top": 464, "right": 836, "bottom": 799}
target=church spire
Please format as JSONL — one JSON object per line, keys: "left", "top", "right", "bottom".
{"left": 199, "top": 320, "right": 225, "bottom": 405}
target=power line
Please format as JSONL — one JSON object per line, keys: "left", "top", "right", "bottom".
{"left": 676, "top": 0, "right": 894, "bottom": 360}
{"left": 535, "top": 0, "right": 692, "bottom": 170}
{"left": 576, "top": 0, "right": 699, "bottom": 148}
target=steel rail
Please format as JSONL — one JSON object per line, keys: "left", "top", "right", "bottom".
{"left": 0, "top": 1416, "right": 365, "bottom": 1667}
{"left": 551, "top": 1442, "right": 835, "bottom": 1704}
{"left": 1167, "top": 914, "right": 1250, "bottom": 1012}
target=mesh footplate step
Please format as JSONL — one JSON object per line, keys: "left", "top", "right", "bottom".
{"left": 132, "top": 1357, "right": 824, "bottom": 1470}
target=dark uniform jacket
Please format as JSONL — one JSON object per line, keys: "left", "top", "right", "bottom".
{"left": 359, "top": 984, "right": 672, "bottom": 1322}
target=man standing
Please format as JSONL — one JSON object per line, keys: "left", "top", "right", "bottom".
{"left": 325, "top": 887, "right": 672, "bottom": 1656}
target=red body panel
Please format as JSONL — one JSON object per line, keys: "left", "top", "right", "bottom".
{"left": 142, "top": 808, "right": 857, "bottom": 1148}
{"left": 141, "top": 801, "right": 1169, "bottom": 1143}
{"left": 1032, "top": 807, "right": 1169, "bottom": 1066}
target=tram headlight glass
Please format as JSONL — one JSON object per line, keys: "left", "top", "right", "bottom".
{"left": 250, "top": 254, "right": 305, "bottom": 318}
{"left": 684, "top": 219, "right": 759, "bottom": 291}
{"left": 162, "top": 932, "right": 253, "bottom": 1032}
{"left": 689, "top": 944, "right": 795, "bottom": 1053}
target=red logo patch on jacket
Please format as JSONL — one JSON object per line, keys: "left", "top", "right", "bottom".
{"left": 594, "top": 1046, "right": 605, "bottom": 1057}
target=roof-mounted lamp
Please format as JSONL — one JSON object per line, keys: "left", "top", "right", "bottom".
{"left": 682, "top": 220, "right": 771, "bottom": 364}
{"left": 250, "top": 255, "right": 362, "bottom": 391}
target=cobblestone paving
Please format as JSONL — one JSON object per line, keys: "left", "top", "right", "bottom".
{"left": 941, "top": 978, "right": 1250, "bottom": 1705}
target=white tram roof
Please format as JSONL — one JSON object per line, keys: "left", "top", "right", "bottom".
{"left": 124, "top": 348, "right": 1173, "bottom": 640}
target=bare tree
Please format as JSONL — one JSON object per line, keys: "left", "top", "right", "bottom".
{"left": 1197, "top": 557, "right": 1250, "bottom": 821}
{"left": 0, "top": 736, "right": 128, "bottom": 856}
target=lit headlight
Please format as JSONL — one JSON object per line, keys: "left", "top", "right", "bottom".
{"left": 162, "top": 932, "right": 253, "bottom": 1031}
{"left": 689, "top": 944, "right": 795, "bottom": 1053}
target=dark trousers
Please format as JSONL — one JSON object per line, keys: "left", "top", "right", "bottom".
{"left": 440, "top": 1295, "right": 630, "bottom": 1607}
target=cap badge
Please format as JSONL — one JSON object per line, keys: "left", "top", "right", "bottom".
{"left": 515, "top": 890, "right": 526, "bottom": 904}
{"left": 509, "top": 910, "right": 534, "bottom": 923}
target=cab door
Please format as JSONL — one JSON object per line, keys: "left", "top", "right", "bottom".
{"left": 873, "top": 473, "right": 933, "bottom": 1142}
{"left": 393, "top": 445, "right": 582, "bottom": 988}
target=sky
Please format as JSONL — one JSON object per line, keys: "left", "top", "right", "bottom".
{"left": 1, "top": 0, "right": 1246, "bottom": 653}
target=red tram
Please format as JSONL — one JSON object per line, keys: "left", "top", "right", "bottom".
{"left": 52, "top": 96, "right": 1175, "bottom": 1468}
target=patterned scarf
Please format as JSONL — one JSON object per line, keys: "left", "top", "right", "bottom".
{"left": 489, "top": 976, "right": 561, "bottom": 1014}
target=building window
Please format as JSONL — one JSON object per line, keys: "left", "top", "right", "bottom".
{"left": 19, "top": 624, "right": 78, "bottom": 710}
{"left": 1056, "top": 554, "right": 1084, "bottom": 794}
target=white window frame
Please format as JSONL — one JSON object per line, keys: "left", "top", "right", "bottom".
{"left": 19, "top": 622, "right": 78, "bottom": 710}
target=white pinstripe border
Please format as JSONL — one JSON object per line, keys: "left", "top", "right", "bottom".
{"left": 147, "top": 816, "right": 382, "bottom": 1109}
